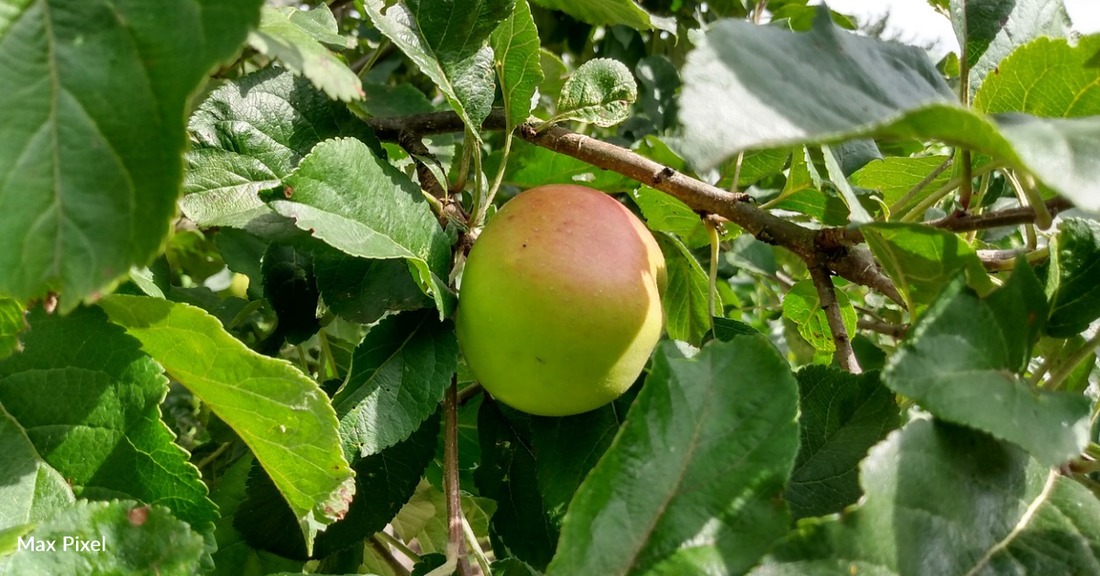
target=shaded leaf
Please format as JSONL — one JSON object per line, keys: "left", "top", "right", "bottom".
{"left": 248, "top": 6, "right": 364, "bottom": 101}
{"left": 1046, "top": 218, "right": 1100, "bottom": 338}
{"left": 262, "top": 244, "right": 320, "bottom": 345}
{"left": 883, "top": 276, "right": 1089, "bottom": 466}
{"left": 0, "top": 306, "right": 216, "bottom": 534}
{"left": 333, "top": 310, "right": 457, "bottom": 458}
{"left": 752, "top": 420, "right": 1100, "bottom": 576}
{"left": 788, "top": 366, "right": 899, "bottom": 520}
{"left": 314, "top": 249, "right": 430, "bottom": 325}
{"left": 0, "top": 403, "right": 75, "bottom": 530}
{"left": 271, "top": 138, "right": 453, "bottom": 317}
{"left": 554, "top": 58, "right": 637, "bottom": 127}
{"left": 782, "top": 279, "right": 857, "bottom": 353}
{"left": 546, "top": 337, "right": 799, "bottom": 576}
{"left": 0, "top": 0, "right": 261, "bottom": 308}
{"left": 0, "top": 300, "right": 26, "bottom": 361}
{"left": 491, "top": 0, "right": 544, "bottom": 129}
{"left": 98, "top": 295, "right": 355, "bottom": 550}
{"left": 182, "top": 67, "right": 379, "bottom": 228}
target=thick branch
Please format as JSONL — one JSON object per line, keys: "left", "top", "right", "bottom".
{"left": 810, "top": 265, "right": 861, "bottom": 373}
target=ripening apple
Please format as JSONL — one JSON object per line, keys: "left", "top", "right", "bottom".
{"left": 456, "top": 184, "right": 666, "bottom": 416}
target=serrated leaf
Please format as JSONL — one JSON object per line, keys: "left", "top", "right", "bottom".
{"left": 357, "top": 0, "right": 509, "bottom": 138}
{"left": 788, "top": 366, "right": 899, "bottom": 520}
{"left": 1046, "top": 218, "right": 1100, "bottom": 337}
{"left": 884, "top": 274, "right": 1089, "bottom": 466}
{"left": 209, "top": 455, "right": 305, "bottom": 576}
{"left": 951, "top": 0, "right": 1072, "bottom": 97}
{"left": 554, "top": 58, "right": 638, "bottom": 127}
{"left": 182, "top": 67, "right": 380, "bottom": 228}
{"left": 822, "top": 144, "right": 873, "bottom": 224}
{"left": 782, "top": 279, "right": 857, "bottom": 353}
{"left": 546, "top": 337, "right": 799, "bottom": 576}
{"left": 0, "top": 300, "right": 26, "bottom": 361}
{"left": 0, "top": 306, "right": 216, "bottom": 535}
{"left": 678, "top": 6, "right": 1100, "bottom": 211}
{"left": 975, "top": 35, "right": 1100, "bottom": 116}
{"left": 333, "top": 310, "right": 457, "bottom": 458}
{"left": 248, "top": 6, "right": 364, "bottom": 102}
{"left": 0, "top": 403, "right": 74, "bottom": 530}
{"left": 491, "top": 0, "right": 543, "bottom": 129}
{"left": 280, "top": 4, "right": 347, "bottom": 49}
{"left": 270, "top": 138, "right": 453, "bottom": 318}
{"left": 529, "top": 0, "right": 674, "bottom": 33}
{"left": 0, "top": 500, "right": 206, "bottom": 575}
{"left": 654, "top": 233, "right": 720, "bottom": 346}
{"left": 0, "top": 0, "right": 261, "bottom": 309}
{"left": 262, "top": 244, "right": 321, "bottom": 345}
{"left": 474, "top": 400, "right": 557, "bottom": 571}
{"left": 97, "top": 295, "right": 355, "bottom": 550}
{"left": 751, "top": 420, "right": 1100, "bottom": 576}
{"left": 863, "top": 223, "right": 993, "bottom": 316}
{"left": 851, "top": 156, "right": 953, "bottom": 211}
{"left": 313, "top": 248, "right": 430, "bottom": 325}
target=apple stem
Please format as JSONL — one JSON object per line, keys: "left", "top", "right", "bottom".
{"left": 444, "top": 375, "right": 474, "bottom": 576}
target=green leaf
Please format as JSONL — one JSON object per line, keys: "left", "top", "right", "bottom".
{"left": 248, "top": 7, "right": 363, "bottom": 102}
{"left": 475, "top": 401, "right": 557, "bottom": 571}
{"left": 494, "top": 139, "right": 630, "bottom": 191}
{"left": 633, "top": 187, "right": 711, "bottom": 248}
{"left": 182, "top": 67, "right": 379, "bottom": 228}
{"left": 0, "top": 306, "right": 216, "bottom": 534}
{"left": 851, "top": 156, "right": 952, "bottom": 211}
{"left": 788, "top": 366, "right": 899, "bottom": 520}
{"left": 975, "top": 35, "right": 1100, "bottom": 116}
{"left": 208, "top": 455, "right": 305, "bottom": 576}
{"left": 391, "top": 479, "right": 497, "bottom": 556}
{"left": 261, "top": 244, "right": 320, "bottom": 346}
{"left": 678, "top": 6, "right": 1100, "bottom": 211}
{"left": 0, "top": 299, "right": 26, "bottom": 361}
{"left": 951, "top": 0, "right": 1072, "bottom": 97}
{"left": 333, "top": 310, "right": 458, "bottom": 459}
{"left": 0, "top": 0, "right": 261, "bottom": 308}
{"left": 491, "top": 0, "right": 543, "bottom": 129}
{"left": 1046, "top": 218, "right": 1100, "bottom": 338}
{"left": 529, "top": 0, "right": 673, "bottom": 33}
{"left": 635, "top": 55, "right": 681, "bottom": 131}
{"left": 97, "top": 295, "right": 355, "bottom": 550}
{"left": 313, "top": 249, "right": 430, "bottom": 325}
{"left": 883, "top": 276, "right": 1090, "bottom": 466}
{"left": 751, "top": 420, "right": 1100, "bottom": 576}
{"left": 546, "top": 337, "right": 799, "bottom": 576}
{"left": 529, "top": 390, "right": 637, "bottom": 528}
{"left": 317, "top": 411, "right": 440, "bottom": 557}
{"left": 357, "top": 0, "right": 511, "bottom": 137}
{"left": 680, "top": 6, "right": 954, "bottom": 170}
{"left": 863, "top": 223, "right": 992, "bottom": 316}
{"left": 782, "top": 279, "right": 857, "bottom": 353}
{"left": 654, "top": 233, "right": 719, "bottom": 346}
{"left": 0, "top": 500, "right": 206, "bottom": 575}
{"left": 270, "top": 138, "right": 453, "bottom": 318}
{"left": 0, "top": 403, "right": 74, "bottom": 530}
{"left": 554, "top": 58, "right": 638, "bottom": 127}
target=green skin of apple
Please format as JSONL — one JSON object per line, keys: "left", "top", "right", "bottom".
{"left": 456, "top": 184, "right": 667, "bottom": 417}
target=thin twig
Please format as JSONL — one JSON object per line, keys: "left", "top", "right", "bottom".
{"left": 706, "top": 217, "right": 720, "bottom": 334}
{"left": 375, "top": 530, "right": 421, "bottom": 565}
{"left": 444, "top": 376, "right": 473, "bottom": 576}
{"left": 729, "top": 151, "right": 745, "bottom": 193}
{"left": 888, "top": 156, "right": 953, "bottom": 215}
{"left": 809, "top": 265, "right": 861, "bottom": 373}
{"left": 1044, "top": 331, "right": 1100, "bottom": 391}
{"left": 857, "top": 318, "right": 908, "bottom": 339}
{"left": 958, "top": 150, "right": 973, "bottom": 210}
{"left": 456, "top": 382, "right": 484, "bottom": 405}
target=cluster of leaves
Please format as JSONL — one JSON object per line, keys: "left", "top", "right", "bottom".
{"left": 2, "top": 0, "right": 1100, "bottom": 575}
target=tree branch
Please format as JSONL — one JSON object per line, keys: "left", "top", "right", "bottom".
{"left": 443, "top": 376, "right": 472, "bottom": 576}
{"left": 810, "top": 265, "right": 861, "bottom": 373}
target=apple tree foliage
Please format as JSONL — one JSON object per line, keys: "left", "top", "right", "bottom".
{"left": 2, "top": 0, "right": 1100, "bottom": 574}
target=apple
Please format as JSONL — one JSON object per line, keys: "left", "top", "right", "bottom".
{"left": 456, "top": 184, "right": 666, "bottom": 416}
